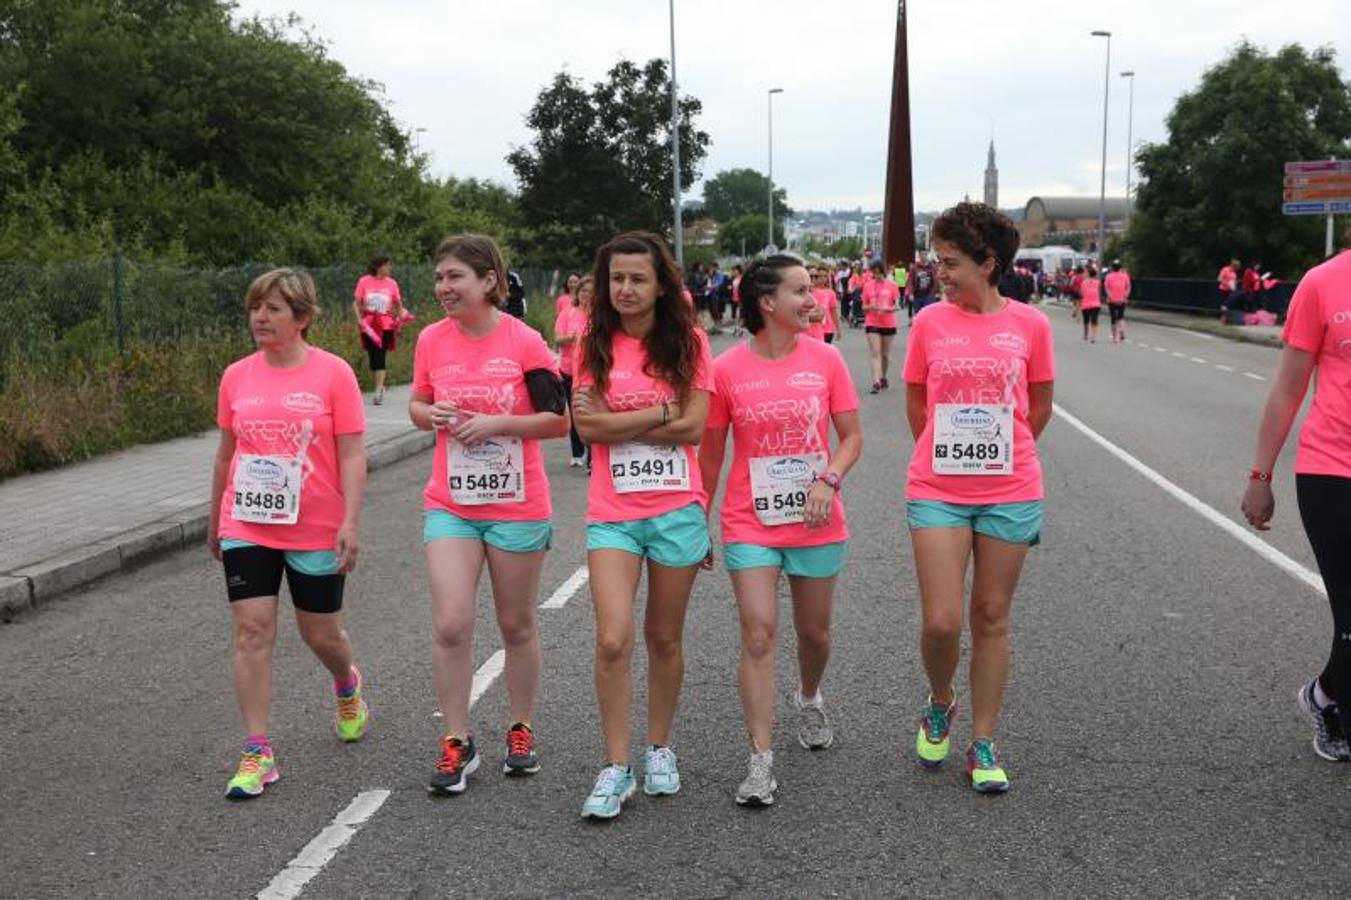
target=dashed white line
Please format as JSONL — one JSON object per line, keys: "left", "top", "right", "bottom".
{"left": 1190, "top": 357, "right": 1207, "bottom": 364}
{"left": 1216, "top": 364, "right": 1235, "bottom": 372}
{"left": 540, "top": 565, "right": 588, "bottom": 609}
{"left": 1154, "top": 347, "right": 1167, "bottom": 353}
{"left": 1054, "top": 403, "right": 1324, "bottom": 598}
{"left": 469, "top": 649, "right": 506, "bottom": 706}
{"left": 257, "top": 791, "right": 392, "bottom": 900}
{"left": 1244, "top": 372, "right": 1267, "bottom": 381}
{"left": 1171, "top": 351, "right": 1186, "bottom": 358}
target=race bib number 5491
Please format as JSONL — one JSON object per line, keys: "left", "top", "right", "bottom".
{"left": 931, "top": 404, "right": 1013, "bottom": 476}
{"left": 610, "top": 442, "right": 690, "bottom": 494}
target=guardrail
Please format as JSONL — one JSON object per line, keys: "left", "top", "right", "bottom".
{"left": 1131, "top": 277, "right": 1296, "bottom": 319}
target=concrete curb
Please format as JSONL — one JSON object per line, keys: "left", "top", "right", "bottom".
{"left": 0, "top": 428, "right": 435, "bottom": 621}
{"left": 1127, "top": 308, "right": 1284, "bottom": 348}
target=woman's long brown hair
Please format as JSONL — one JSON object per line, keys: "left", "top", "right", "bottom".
{"left": 580, "top": 232, "right": 700, "bottom": 402}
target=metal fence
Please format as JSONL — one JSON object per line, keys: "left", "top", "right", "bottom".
{"left": 1132, "top": 277, "right": 1297, "bottom": 318}
{"left": 0, "top": 256, "right": 557, "bottom": 382}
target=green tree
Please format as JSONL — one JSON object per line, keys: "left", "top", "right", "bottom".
{"left": 717, "top": 214, "right": 783, "bottom": 256}
{"left": 1128, "top": 42, "right": 1351, "bottom": 277}
{"left": 702, "top": 168, "right": 790, "bottom": 223}
{"left": 508, "top": 59, "right": 709, "bottom": 268}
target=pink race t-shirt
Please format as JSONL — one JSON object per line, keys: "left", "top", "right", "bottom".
{"left": 1281, "top": 250, "right": 1351, "bottom": 479}
{"left": 707, "top": 339, "right": 859, "bottom": 547}
{"left": 412, "top": 313, "right": 560, "bottom": 521}
{"left": 865, "top": 279, "right": 901, "bottom": 329}
{"left": 575, "top": 329, "right": 715, "bottom": 523}
{"left": 1104, "top": 271, "right": 1131, "bottom": 303}
{"left": 553, "top": 305, "right": 586, "bottom": 376}
{"left": 355, "top": 275, "right": 401, "bottom": 331}
{"left": 1079, "top": 277, "right": 1102, "bottom": 310}
{"left": 805, "top": 288, "right": 837, "bottom": 340}
{"left": 217, "top": 348, "right": 366, "bottom": 550}
{"left": 555, "top": 294, "right": 573, "bottom": 316}
{"left": 903, "top": 300, "right": 1055, "bottom": 504}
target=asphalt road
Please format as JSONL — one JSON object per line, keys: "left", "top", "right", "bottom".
{"left": 3, "top": 307, "right": 1348, "bottom": 899}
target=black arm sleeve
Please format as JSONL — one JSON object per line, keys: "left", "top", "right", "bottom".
{"left": 524, "top": 368, "right": 567, "bottom": 415}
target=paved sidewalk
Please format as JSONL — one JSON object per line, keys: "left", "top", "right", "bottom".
{"left": 1042, "top": 298, "right": 1283, "bottom": 347}
{"left": 0, "top": 384, "right": 431, "bottom": 617}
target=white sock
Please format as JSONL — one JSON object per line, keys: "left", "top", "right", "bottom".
{"left": 798, "top": 689, "right": 822, "bottom": 707}
{"left": 1314, "top": 679, "right": 1335, "bottom": 709}
{"left": 751, "top": 749, "right": 773, "bottom": 765}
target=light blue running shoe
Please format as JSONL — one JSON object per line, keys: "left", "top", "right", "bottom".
{"left": 644, "top": 745, "right": 681, "bottom": 796}
{"left": 581, "top": 764, "right": 636, "bottom": 820}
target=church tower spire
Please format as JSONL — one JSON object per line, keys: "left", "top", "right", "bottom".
{"left": 983, "top": 140, "right": 998, "bottom": 209}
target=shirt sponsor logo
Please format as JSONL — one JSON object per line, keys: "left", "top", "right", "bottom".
{"left": 430, "top": 364, "right": 466, "bottom": 379}
{"left": 786, "top": 371, "right": 827, "bottom": 392}
{"left": 732, "top": 378, "right": 771, "bottom": 395}
{"left": 245, "top": 457, "right": 288, "bottom": 487}
{"left": 482, "top": 357, "right": 522, "bottom": 378}
{"left": 462, "top": 440, "right": 508, "bottom": 463}
{"left": 235, "top": 396, "right": 266, "bottom": 409}
{"left": 767, "top": 457, "right": 814, "bottom": 480}
{"left": 281, "top": 392, "right": 325, "bottom": 414}
{"left": 987, "top": 332, "right": 1027, "bottom": 353}
{"left": 930, "top": 335, "right": 971, "bottom": 351}
{"left": 1332, "top": 310, "right": 1351, "bottom": 325}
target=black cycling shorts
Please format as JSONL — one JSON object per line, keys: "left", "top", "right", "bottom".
{"left": 865, "top": 326, "right": 898, "bottom": 337}
{"left": 222, "top": 544, "right": 345, "bottom": 613}
{"left": 1081, "top": 307, "right": 1101, "bottom": 326}
{"left": 1108, "top": 304, "right": 1126, "bottom": 324}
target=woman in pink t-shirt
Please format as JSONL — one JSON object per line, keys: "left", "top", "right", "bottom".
{"left": 554, "top": 275, "right": 593, "bottom": 467}
{"left": 862, "top": 259, "right": 901, "bottom": 393}
{"left": 902, "top": 202, "right": 1055, "bottom": 794}
{"left": 554, "top": 271, "right": 581, "bottom": 317}
{"left": 699, "top": 256, "right": 863, "bottom": 806}
{"left": 571, "top": 231, "right": 713, "bottom": 819}
{"left": 209, "top": 268, "right": 370, "bottom": 799}
{"left": 1242, "top": 240, "right": 1351, "bottom": 762}
{"left": 410, "top": 235, "right": 570, "bottom": 795}
{"left": 352, "top": 255, "right": 406, "bottom": 406}
{"left": 1103, "top": 260, "right": 1132, "bottom": 344}
{"left": 1078, "top": 264, "right": 1103, "bottom": 343}
{"left": 730, "top": 265, "right": 745, "bottom": 336}
{"left": 806, "top": 266, "right": 838, "bottom": 344}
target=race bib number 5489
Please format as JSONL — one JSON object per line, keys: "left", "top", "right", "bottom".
{"left": 931, "top": 404, "right": 1013, "bottom": 476}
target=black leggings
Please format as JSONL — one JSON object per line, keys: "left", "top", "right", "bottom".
{"left": 1297, "top": 474, "right": 1351, "bottom": 706}
{"left": 562, "top": 374, "right": 587, "bottom": 460}
{"left": 362, "top": 330, "right": 394, "bottom": 372}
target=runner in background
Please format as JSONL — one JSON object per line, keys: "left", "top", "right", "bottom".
{"left": 210, "top": 268, "right": 369, "bottom": 800}
{"left": 730, "top": 264, "right": 745, "bottom": 337}
{"left": 848, "top": 262, "right": 866, "bottom": 328}
{"left": 1068, "top": 265, "right": 1084, "bottom": 320}
{"left": 804, "top": 265, "right": 834, "bottom": 342}
{"left": 555, "top": 272, "right": 581, "bottom": 317}
{"left": 1242, "top": 233, "right": 1351, "bottom": 763}
{"left": 555, "top": 276, "right": 593, "bottom": 468}
{"left": 410, "top": 234, "right": 569, "bottom": 796}
{"left": 1078, "top": 264, "right": 1102, "bottom": 343}
{"left": 572, "top": 231, "right": 714, "bottom": 820}
{"left": 353, "top": 254, "right": 406, "bottom": 405}
{"left": 1217, "top": 258, "right": 1239, "bottom": 321}
{"left": 699, "top": 255, "right": 862, "bottom": 806}
{"left": 903, "top": 202, "right": 1055, "bottom": 794}
{"left": 1104, "top": 260, "right": 1132, "bottom": 344}
{"left": 908, "top": 253, "right": 939, "bottom": 320}
{"left": 862, "top": 260, "right": 900, "bottom": 394}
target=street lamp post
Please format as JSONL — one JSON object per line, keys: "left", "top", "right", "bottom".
{"left": 413, "top": 127, "right": 427, "bottom": 155}
{"left": 1121, "top": 70, "right": 1135, "bottom": 225}
{"left": 767, "top": 87, "right": 784, "bottom": 252}
{"left": 1091, "top": 30, "right": 1112, "bottom": 263}
{"left": 668, "top": 0, "right": 684, "bottom": 270}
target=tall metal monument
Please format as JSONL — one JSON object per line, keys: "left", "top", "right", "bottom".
{"left": 882, "top": 0, "right": 915, "bottom": 267}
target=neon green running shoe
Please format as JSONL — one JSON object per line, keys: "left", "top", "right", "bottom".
{"left": 335, "top": 666, "right": 369, "bottom": 742}
{"left": 225, "top": 747, "right": 278, "bottom": 799}
{"left": 965, "top": 738, "right": 1010, "bottom": 794}
{"left": 916, "top": 693, "right": 957, "bottom": 768}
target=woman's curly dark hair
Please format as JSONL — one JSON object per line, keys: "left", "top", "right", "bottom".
{"left": 931, "top": 202, "right": 1020, "bottom": 285}
{"left": 581, "top": 231, "right": 700, "bottom": 401}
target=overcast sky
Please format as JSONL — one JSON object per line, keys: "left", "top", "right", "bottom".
{"left": 232, "top": 0, "right": 1351, "bottom": 214}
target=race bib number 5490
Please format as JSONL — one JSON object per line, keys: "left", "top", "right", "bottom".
{"left": 931, "top": 404, "right": 1013, "bottom": 476}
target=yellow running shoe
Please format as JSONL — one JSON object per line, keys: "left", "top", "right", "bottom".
{"left": 965, "top": 739, "right": 1010, "bottom": 794}
{"left": 916, "top": 694, "right": 957, "bottom": 768}
{"left": 225, "top": 747, "right": 278, "bottom": 799}
{"left": 335, "top": 666, "right": 369, "bottom": 743}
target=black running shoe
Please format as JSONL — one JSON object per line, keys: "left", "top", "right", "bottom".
{"left": 504, "top": 722, "right": 541, "bottom": 775}
{"left": 429, "top": 735, "right": 480, "bottom": 795}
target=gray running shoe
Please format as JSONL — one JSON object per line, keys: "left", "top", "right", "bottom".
{"left": 1297, "top": 680, "right": 1351, "bottom": 762}
{"left": 735, "top": 751, "right": 776, "bottom": 806}
{"left": 643, "top": 745, "right": 681, "bottom": 795}
{"left": 795, "top": 692, "right": 834, "bottom": 750}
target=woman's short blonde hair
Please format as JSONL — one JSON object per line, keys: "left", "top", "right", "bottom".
{"left": 243, "top": 268, "right": 320, "bottom": 337}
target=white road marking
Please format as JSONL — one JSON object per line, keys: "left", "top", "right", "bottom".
{"left": 1171, "top": 351, "right": 1186, "bottom": 358}
{"left": 257, "top": 790, "right": 392, "bottom": 900}
{"left": 1053, "top": 403, "right": 1325, "bottom": 598}
{"left": 1216, "top": 364, "right": 1235, "bottom": 372}
{"left": 1244, "top": 372, "right": 1267, "bottom": 381}
{"left": 540, "top": 565, "right": 588, "bottom": 609}
{"left": 1190, "top": 357, "right": 1207, "bottom": 364}
{"left": 469, "top": 649, "right": 506, "bottom": 706}
{"left": 1154, "top": 347, "right": 1167, "bottom": 353}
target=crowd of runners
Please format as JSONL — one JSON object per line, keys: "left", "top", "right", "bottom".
{"left": 207, "top": 200, "right": 1351, "bottom": 819}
